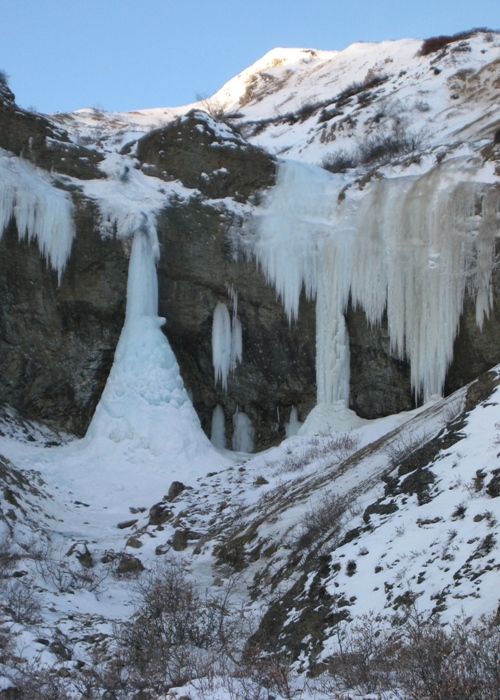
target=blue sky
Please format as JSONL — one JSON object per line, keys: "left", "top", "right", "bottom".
{"left": 1, "top": 0, "right": 498, "bottom": 114}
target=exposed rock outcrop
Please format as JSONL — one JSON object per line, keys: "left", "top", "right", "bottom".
{"left": 0, "top": 83, "right": 103, "bottom": 179}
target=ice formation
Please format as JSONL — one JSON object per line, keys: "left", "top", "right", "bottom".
{"left": 86, "top": 215, "right": 212, "bottom": 459}
{"left": 211, "top": 404, "right": 226, "bottom": 449}
{"left": 232, "top": 410, "right": 255, "bottom": 453}
{"left": 285, "top": 406, "right": 302, "bottom": 438}
{"left": 0, "top": 150, "right": 75, "bottom": 282}
{"left": 212, "top": 297, "right": 243, "bottom": 390}
{"left": 255, "top": 158, "right": 500, "bottom": 404}
{"left": 212, "top": 303, "right": 232, "bottom": 390}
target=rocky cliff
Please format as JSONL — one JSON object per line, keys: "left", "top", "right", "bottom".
{"left": 1, "top": 31, "right": 500, "bottom": 452}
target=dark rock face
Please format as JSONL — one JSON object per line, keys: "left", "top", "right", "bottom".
{"left": 0, "top": 197, "right": 128, "bottom": 435}
{"left": 157, "top": 195, "right": 317, "bottom": 448}
{"left": 347, "top": 304, "right": 414, "bottom": 417}
{"left": 446, "top": 263, "right": 500, "bottom": 396}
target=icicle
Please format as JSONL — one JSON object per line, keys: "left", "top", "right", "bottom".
{"left": 212, "top": 293, "right": 243, "bottom": 389}
{"left": 211, "top": 405, "right": 226, "bottom": 449}
{"left": 232, "top": 409, "right": 254, "bottom": 452}
{"left": 212, "top": 302, "right": 232, "bottom": 390}
{"left": 255, "top": 158, "right": 500, "bottom": 405}
{"left": 285, "top": 406, "right": 302, "bottom": 438}
{"left": 0, "top": 150, "right": 75, "bottom": 282}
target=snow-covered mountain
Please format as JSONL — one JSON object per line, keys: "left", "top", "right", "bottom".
{"left": 1, "top": 28, "right": 500, "bottom": 698}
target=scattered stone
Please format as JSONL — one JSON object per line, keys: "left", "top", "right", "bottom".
{"left": 34, "top": 638, "right": 50, "bottom": 646}
{"left": 49, "top": 640, "right": 72, "bottom": 661}
{"left": 167, "top": 480, "right": 186, "bottom": 501}
{"left": 148, "top": 502, "right": 173, "bottom": 526}
{"left": 155, "top": 544, "right": 169, "bottom": 556}
{"left": 363, "top": 500, "right": 399, "bottom": 523}
{"left": 126, "top": 537, "right": 143, "bottom": 549}
{"left": 116, "top": 554, "right": 145, "bottom": 575}
{"left": 117, "top": 519, "right": 138, "bottom": 530}
{"left": 172, "top": 529, "right": 189, "bottom": 552}
{"left": 193, "top": 535, "right": 209, "bottom": 555}
{"left": 486, "top": 469, "right": 500, "bottom": 498}
{"left": 255, "top": 475, "right": 269, "bottom": 485}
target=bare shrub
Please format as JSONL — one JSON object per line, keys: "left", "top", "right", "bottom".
{"left": 324, "top": 431, "right": 361, "bottom": 462}
{"left": 0, "top": 70, "right": 9, "bottom": 87}
{"left": 414, "top": 99, "right": 431, "bottom": 112}
{"left": 357, "top": 126, "right": 425, "bottom": 165}
{"left": 232, "top": 648, "right": 297, "bottom": 700}
{"left": 2, "top": 579, "right": 41, "bottom": 625}
{"left": 0, "top": 532, "right": 19, "bottom": 578}
{"left": 109, "top": 559, "right": 236, "bottom": 695}
{"left": 277, "top": 432, "right": 360, "bottom": 474}
{"left": 196, "top": 93, "right": 228, "bottom": 122}
{"left": 329, "top": 613, "right": 397, "bottom": 696}
{"left": 320, "top": 120, "right": 425, "bottom": 172}
{"left": 322, "top": 609, "right": 500, "bottom": 698}
{"left": 296, "top": 100, "right": 317, "bottom": 122}
{"left": 385, "top": 430, "right": 430, "bottom": 470}
{"left": 418, "top": 35, "right": 462, "bottom": 56}
{"left": 394, "top": 609, "right": 500, "bottom": 699}
{"left": 30, "top": 541, "right": 108, "bottom": 594}
{"left": 0, "top": 620, "right": 13, "bottom": 663}
{"left": 440, "top": 396, "right": 464, "bottom": 426}
{"left": 295, "top": 492, "right": 350, "bottom": 552}
{"left": 5, "top": 666, "right": 72, "bottom": 700}
{"left": 321, "top": 149, "right": 357, "bottom": 173}
{"left": 336, "top": 73, "right": 389, "bottom": 104}
{"left": 417, "top": 28, "right": 497, "bottom": 57}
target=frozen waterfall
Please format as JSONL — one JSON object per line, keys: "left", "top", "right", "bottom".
{"left": 255, "top": 158, "right": 500, "bottom": 404}
{"left": 86, "top": 216, "right": 213, "bottom": 460}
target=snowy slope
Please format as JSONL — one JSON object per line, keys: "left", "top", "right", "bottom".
{"left": 54, "top": 31, "right": 500, "bottom": 165}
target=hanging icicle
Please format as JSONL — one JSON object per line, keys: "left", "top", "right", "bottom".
{"left": 255, "top": 158, "right": 500, "bottom": 403}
